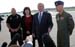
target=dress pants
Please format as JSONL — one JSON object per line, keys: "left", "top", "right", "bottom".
{"left": 9, "top": 29, "right": 23, "bottom": 46}
{"left": 37, "top": 33, "right": 56, "bottom": 47}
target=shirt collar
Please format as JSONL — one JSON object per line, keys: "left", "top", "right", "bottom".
{"left": 27, "top": 41, "right": 33, "bottom": 45}
{"left": 38, "top": 11, "right": 44, "bottom": 16}
{"left": 58, "top": 10, "right": 65, "bottom": 16}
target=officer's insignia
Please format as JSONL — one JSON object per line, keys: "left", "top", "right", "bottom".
{"left": 60, "top": 17, "right": 64, "bottom": 20}
{"left": 57, "top": 17, "right": 59, "bottom": 21}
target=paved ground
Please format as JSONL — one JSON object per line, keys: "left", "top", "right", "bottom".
{"left": 0, "top": 11, "right": 75, "bottom": 47}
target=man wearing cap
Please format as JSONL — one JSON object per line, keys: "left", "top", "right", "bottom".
{"left": 55, "top": 1, "right": 74, "bottom": 47}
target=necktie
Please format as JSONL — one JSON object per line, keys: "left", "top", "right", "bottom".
{"left": 38, "top": 12, "right": 42, "bottom": 23}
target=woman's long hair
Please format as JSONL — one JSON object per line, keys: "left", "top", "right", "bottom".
{"left": 23, "top": 7, "right": 31, "bottom": 16}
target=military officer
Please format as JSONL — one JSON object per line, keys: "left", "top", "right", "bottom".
{"left": 55, "top": 1, "right": 74, "bottom": 47}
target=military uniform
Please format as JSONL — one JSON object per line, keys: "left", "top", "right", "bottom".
{"left": 56, "top": 11, "right": 74, "bottom": 47}
{"left": 55, "top": 1, "right": 74, "bottom": 47}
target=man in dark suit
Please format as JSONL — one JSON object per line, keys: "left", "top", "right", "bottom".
{"left": 32, "top": 3, "right": 55, "bottom": 47}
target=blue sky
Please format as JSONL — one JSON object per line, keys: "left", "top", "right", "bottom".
{"left": 0, "top": 0, "right": 75, "bottom": 13}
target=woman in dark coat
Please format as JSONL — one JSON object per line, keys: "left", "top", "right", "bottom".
{"left": 21, "top": 7, "right": 33, "bottom": 40}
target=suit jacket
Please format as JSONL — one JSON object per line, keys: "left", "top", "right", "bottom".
{"left": 32, "top": 12, "right": 53, "bottom": 36}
